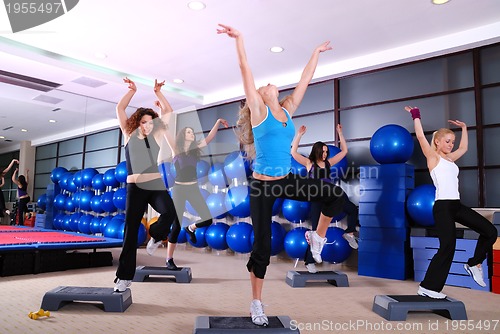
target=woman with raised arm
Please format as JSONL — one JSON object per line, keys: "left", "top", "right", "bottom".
{"left": 146, "top": 111, "right": 229, "bottom": 270}
{"left": 405, "top": 106, "right": 497, "bottom": 299}
{"left": 218, "top": 24, "right": 345, "bottom": 326}
{"left": 1, "top": 159, "right": 18, "bottom": 218}
{"left": 113, "top": 77, "right": 178, "bottom": 292}
{"left": 12, "top": 167, "right": 30, "bottom": 225}
{"left": 291, "top": 124, "right": 358, "bottom": 273}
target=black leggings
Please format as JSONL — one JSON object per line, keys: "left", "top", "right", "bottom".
{"left": 116, "top": 179, "right": 178, "bottom": 280}
{"left": 247, "top": 173, "right": 345, "bottom": 279}
{"left": 168, "top": 182, "right": 212, "bottom": 243}
{"left": 16, "top": 196, "right": 30, "bottom": 225}
{"left": 420, "top": 200, "right": 497, "bottom": 292}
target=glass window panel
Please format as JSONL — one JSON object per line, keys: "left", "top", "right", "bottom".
{"left": 459, "top": 169, "right": 478, "bottom": 208}
{"left": 483, "top": 128, "right": 500, "bottom": 166}
{"left": 35, "top": 158, "right": 56, "bottom": 174}
{"left": 58, "top": 154, "right": 83, "bottom": 171}
{"left": 84, "top": 149, "right": 118, "bottom": 169}
{"left": 285, "top": 81, "right": 334, "bottom": 116}
{"left": 346, "top": 140, "right": 376, "bottom": 167}
{"left": 454, "top": 129, "right": 477, "bottom": 167}
{"left": 293, "top": 112, "right": 335, "bottom": 145}
{"left": 198, "top": 102, "right": 240, "bottom": 131}
{"left": 340, "top": 53, "right": 473, "bottom": 107}
{"left": 485, "top": 169, "right": 500, "bottom": 207}
{"left": 415, "top": 170, "right": 433, "bottom": 188}
{"left": 482, "top": 86, "right": 500, "bottom": 125}
{"left": 34, "top": 189, "right": 46, "bottom": 202}
{"left": 34, "top": 174, "right": 52, "bottom": 190}
{"left": 59, "top": 137, "right": 84, "bottom": 156}
{"left": 35, "top": 143, "right": 57, "bottom": 159}
{"left": 86, "top": 129, "right": 120, "bottom": 151}
{"left": 480, "top": 44, "right": 500, "bottom": 85}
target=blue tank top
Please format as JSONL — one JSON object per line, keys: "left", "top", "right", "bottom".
{"left": 252, "top": 106, "right": 295, "bottom": 177}
{"left": 125, "top": 134, "right": 160, "bottom": 175}
{"left": 308, "top": 161, "right": 332, "bottom": 183}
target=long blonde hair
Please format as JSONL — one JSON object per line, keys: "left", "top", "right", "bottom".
{"left": 431, "top": 128, "right": 454, "bottom": 151}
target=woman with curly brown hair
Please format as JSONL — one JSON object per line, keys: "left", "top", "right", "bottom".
{"left": 113, "top": 77, "right": 178, "bottom": 292}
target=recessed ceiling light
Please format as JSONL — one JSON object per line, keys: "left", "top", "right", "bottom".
{"left": 270, "top": 46, "right": 284, "bottom": 53}
{"left": 432, "top": 0, "right": 450, "bottom": 4}
{"left": 49, "top": 119, "right": 57, "bottom": 123}
{"left": 173, "top": 78, "right": 184, "bottom": 84}
{"left": 94, "top": 52, "right": 108, "bottom": 59}
{"left": 21, "top": 129, "right": 28, "bottom": 132}
{"left": 188, "top": 1, "right": 206, "bottom": 10}
{"left": 0, "top": 136, "right": 5, "bottom": 139}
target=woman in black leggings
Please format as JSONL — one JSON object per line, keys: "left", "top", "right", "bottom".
{"left": 113, "top": 78, "right": 178, "bottom": 292}
{"left": 406, "top": 105, "right": 497, "bottom": 299}
{"left": 12, "top": 167, "right": 30, "bottom": 226}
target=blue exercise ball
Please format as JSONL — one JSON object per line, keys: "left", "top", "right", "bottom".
{"left": 196, "top": 160, "right": 210, "bottom": 184}
{"left": 101, "top": 191, "right": 117, "bottom": 213}
{"left": 100, "top": 215, "right": 114, "bottom": 234}
{"left": 52, "top": 214, "right": 65, "bottom": 230}
{"left": 225, "top": 185, "right": 250, "bottom": 218}
{"left": 37, "top": 194, "right": 47, "bottom": 211}
{"left": 104, "top": 214, "right": 125, "bottom": 238}
{"left": 66, "top": 175, "right": 78, "bottom": 193}
{"left": 81, "top": 168, "right": 98, "bottom": 188}
{"left": 79, "top": 190, "right": 93, "bottom": 211}
{"left": 78, "top": 214, "right": 93, "bottom": 234}
{"left": 224, "top": 151, "right": 248, "bottom": 181}
{"left": 62, "top": 215, "right": 72, "bottom": 231}
{"left": 91, "top": 173, "right": 106, "bottom": 191}
{"left": 103, "top": 168, "right": 120, "bottom": 188}
{"left": 206, "top": 192, "right": 227, "bottom": 219}
{"left": 272, "top": 198, "right": 284, "bottom": 216}
{"left": 69, "top": 212, "right": 82, "bottom": 232}
{"left": 185, "top": 188, "right": 210, "bottom": 216}
{"left": 370, "top": 124, "right": 414, "bottom": 164}
{"left": 59, "top": 172, "right": 73, "bottom": 191}
{"left": 284, "top": 226, "right": 309, "bottom": 260}
{"left": 282, "top": 199, "right": 311, "bottom": 223}
{"left": 187, "top": 226, "right": 208, "bottom": 248}
{"left": 321, "top": 227, "right": 352, "bottom": 263}
{"left": 407, "top": 184, "right": 436, "bottom": 226}
{"left": 90, "top": 195, "right": 104, "bottom": 213}
{"left": 250, "top": 221, "right": 286, "bottom": 256}
{"left": 114, "top": 161, "right": 128, "bottom": 183}
{"left": 50, "top": 167, "right": 68, "bottom": 183}
{"left": 158, "top": 161, "right": 175, "bottom": 188}
{"left": 120, "top": 222, "right": 147, "bottom": 245}
{"left": 90, "top": 216, "right": 102, "bottom": 234}
{"left": 208, "top": 162, "right": 227, "bottom": 188}
{"left": 53, "top": 194, "right": 67, "bottom": 210}
{"left": 205, "top": 222, "right": 230, "bottom": 250}
{"left": 64, "top": 196, "right": 75, "bottom": 212}
{"left": 72, "top": 191, "right": 81, "bottom": 208}
{"left": 226, "top": 222, "right": 253, "bottom": 254}
{"left": 73, "top": 171, "right": 83, "bottom": 189}
{"left": 112, "top": 187, "right": 127, "bottom": 211}
{"left": 291, "top": 157, "right": 308, "bottom": 177}
{"left": 327, "top": 145, "right": 348, "bottom": 182}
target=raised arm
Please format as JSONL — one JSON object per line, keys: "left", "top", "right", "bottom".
{"left": 1, "top": 158, "right": 18, "bottom": 176}
{"left": 199, "top": 118, "right": 229, "bottom": 148}
{"left": 116, "top": 77, "right": 136, "bottom": 135}
{"left": 154, "top": 79, "right": 173, "bottom": 115}
{"left": 11, "top": 168, "right": 19, "bottom": 186}
{"left": 25, "top": 169, "right": 29, "bottom": 184}
{"left": 217, "top": 24, "right": 265, "bottom": 123}
{"left": 0, "top": 176, "right": 4, "bottom": 188}
{"left": 447, "top": 120, "right": 468, "bottom": 161}
{"left": 283, "top": 42, "right": 332, "bottom": 115}
{"left": 327, "top": 124, "right": 348, "bottom": 166}
{"left": 291, "top": 125, "right": 311, "bottom": 168}
{"left": 405, "top": 106, "right": 438, "bottom": 169}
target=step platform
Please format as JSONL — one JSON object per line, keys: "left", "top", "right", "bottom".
{"left": 285, "top": 270, "right": 349, "bottom": 288}
{"left": 372, "top": 295, "right": 467, "bottom": 321}
{"left": 133, "top": 265, "right": 192, "bottom": 283}
{"left": 40, "top": 286, "right": 132, "bottom": 312}
{"left": 193, "top": 315, "right": 299, "bottom": 333}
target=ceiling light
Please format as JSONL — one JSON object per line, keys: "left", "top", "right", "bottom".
{"left": 270, "top": 46, "right": 284, "bottom": 53}
{"left": 432, "top": 0, "right": 450, "bottom": 4}
{"left": 173, "top": 78, "right": 184, "bottom": 84}
{"left": 187, "top": 1, "right": 206, "bottom": 10}
{"left": 21, "top": 129, "right": 27, "bottom": 132}
{"left": 49, "top": 119, "right": 57, "bottom": 123}
{"left": 0, "top": 136, "right": 4, "bottom": 139}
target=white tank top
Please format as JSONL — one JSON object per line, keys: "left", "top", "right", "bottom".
{"left": 430, "top": 156, "right": 460, "bottom": 200}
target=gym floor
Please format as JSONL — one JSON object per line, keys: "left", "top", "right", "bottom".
{"left": 1, "top": 244, "right": 499, "bottom": 334}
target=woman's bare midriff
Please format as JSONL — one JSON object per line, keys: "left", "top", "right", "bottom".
{"left": 127, "top": 172, "right": 161, "bottom": 184}
{"left": 252, "top": 171, "right": 287, "bottom": 181}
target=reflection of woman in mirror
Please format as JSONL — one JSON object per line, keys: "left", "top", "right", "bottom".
{"left": 1, "top": 159, "right": 18, "bottom": 218}
{"left": 113, "top": 77, "right": 178, "bottom": 293}
{"left": 11, "top": 166, "right": 29, "bottom": 225}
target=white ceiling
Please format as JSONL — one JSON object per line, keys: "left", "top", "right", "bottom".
{"left": 1, "top": 0, "right": 500, "bottom": 153}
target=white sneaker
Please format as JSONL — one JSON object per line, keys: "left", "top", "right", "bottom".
{"left": 114, "top": 279, "right": 132, "bottom": 292}
{"left": 250, "top": 299, "right": 268, "bottom": 326}
{"left": 305, "top": 231, "right": 327, "bottom": 264}
{"left": 464, "top": 264, "right": 486, "bottom": 287}
{"left": 343, "top": 233, "right": 358, "bottom": 249}
{"left": 146, "top": 237, "right": 162, "bottom": 255}
{"left": 5, "top": 210, "right": 10, "bottom": 215}
{"left": 417, "top": 285, "right": 447, "bottom": 299}
{"left": 305, "top": 263, "right": 318, "bottom": 274}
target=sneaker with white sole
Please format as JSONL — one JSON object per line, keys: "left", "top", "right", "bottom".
{"left": 464, "top": 264, "right": 486, "bottom": 287}
{"left": 417, "top": 285, "right": 446, "bottom": 299}
{"left": 146, "top": 237, "right": 162, "bottom": 255}
{"left": 305, "top": 231, "right": 327, "bottom": 263}
{"left": 305, "top": 263, "right": 318, "bottom": 274}
{"left": 250, "top": 299, "right": 268, "bottom": 326}
{"left": 343, "top": 233, "right": 358, "bottom": 249}
{"left": 113, "top": 278, "right": 132, "bottom": 292}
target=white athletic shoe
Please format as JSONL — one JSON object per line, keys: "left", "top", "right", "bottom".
{"left": 250, "top": 299, "right": 268, "bottom": 326}
{"left": 146, "top": 238, "right": 162, "bottom": 255}
{"left": 305, "top": 263, "right": 318, "bottom": 274}
{"left": 417, "top": 285, "right": 447, "bottom": 299}
{"left": 113, "top": 279, "right": 131, "bottom": 292}
{"left": 305, "top": 231, "right": 327, "bottom": 264}
{"left": 343, "top": 233, "right": 358, "bottom": 249}
{"left": 464, "top": 264, "right": 486, "bottom": 287}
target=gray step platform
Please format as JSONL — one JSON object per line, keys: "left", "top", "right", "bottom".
{"left": 286, "top": 270, "right": 349, "bottom": 288}
{"left": 40, "top": 286, "right": 132, "bottom": 312}
{"left": 372, "top": 295, "right": 467, "bottom": 321}
{"left": 193, "top": 315, "right": 299, "bottom": 333}
{"left": 133, "top": 265, "right": 192, "bottom": 283}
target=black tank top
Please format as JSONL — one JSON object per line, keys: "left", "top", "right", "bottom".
{"left": 125, "top": 134, "right": 160, "bottom": 175}
{"left": 308, "top": 160, "right": 332, "bottom": 183}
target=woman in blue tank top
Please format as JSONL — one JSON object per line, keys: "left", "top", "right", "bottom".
{"left": 113, "top": 78, "right": 179, "bottom": 293}
{"left": 219, "top": 24, "right": 345, "bottom": 326}
{"left": 291, "top": 124, "right": 359, "bottom": 274}
{"left": 406, "top": 106, "right": 497, "bottom": 299}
